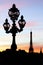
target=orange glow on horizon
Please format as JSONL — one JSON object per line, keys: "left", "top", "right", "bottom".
{"left": 17, "top": 44, "right": 43, "bottom": 53}
{"left": 0, "top": 44, "right": 43, "bottom": 53}
{"left": 0, "top": 45, "right": 11, "bottom": 52}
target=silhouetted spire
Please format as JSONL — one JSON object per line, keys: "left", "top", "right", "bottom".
{"left": 40, "top": 48, "right": 42, "bottom": 54}
{"left": 29, "top": 31, "right": 34, "bottom": 53}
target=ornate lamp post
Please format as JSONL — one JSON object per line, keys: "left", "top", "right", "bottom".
{"left": 3, "top": 4, "right": 26, "bottom": 51}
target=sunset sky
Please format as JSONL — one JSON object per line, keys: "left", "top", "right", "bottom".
{"left": 0, "top": 0, "right": 43, "bottom": 52}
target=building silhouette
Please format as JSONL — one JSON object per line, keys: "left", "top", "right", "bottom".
{"left": 29, "top": 31, "right": 34, "bottom": 53}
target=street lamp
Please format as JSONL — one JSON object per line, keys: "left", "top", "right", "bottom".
{"left": 3, "top": 4, "right": 26, "bottom": 51}
{"left": 3, "top": 18, "right": 10, "bottom": 32}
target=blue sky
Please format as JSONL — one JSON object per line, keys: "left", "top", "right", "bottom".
{"left": 0, "top": 0, "right": 43, "bottom": 47}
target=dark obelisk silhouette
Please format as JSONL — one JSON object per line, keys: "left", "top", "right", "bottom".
{"left": 40, "top": 48, "right": 42, "bottom": 54}
{"left": 29, "top": 31, "right": 34, "bottom": 53}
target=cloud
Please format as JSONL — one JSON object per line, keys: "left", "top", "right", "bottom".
{"left": 26, "top": 21, "right": 38, "bottom": 28}
{"left": 0, "top": 0, "right": 43, "bottom": 11}
{"left": 0, "top": 1, "right": 29, "bottom": 11}
{"left": 0, "top": 2, "right": 23, "bottom": 11}
{"left": 0, "top": 4, "right": 11, "bottom": 11}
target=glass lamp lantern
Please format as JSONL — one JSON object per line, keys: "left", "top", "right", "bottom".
{"left": 8, "top": 10, "right": 20, "bottom": 21}
{"left": 3, "top": 18, "right": 10, "bottom": 31}
{"left": 18, "top": 16, "right": 26, "bottom": 29}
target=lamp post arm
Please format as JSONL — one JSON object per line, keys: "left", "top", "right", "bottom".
{"left": 18, "top": 28, "right": 23, "bottom": 32}
{"left": 16, "top": 26, "right": 23, "bottom": 32}
{"left": 19, "top": 28, "right": 23, "bottom": 32}
{"left": 6, "top": 30, "right": 11, "bottom": 33}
